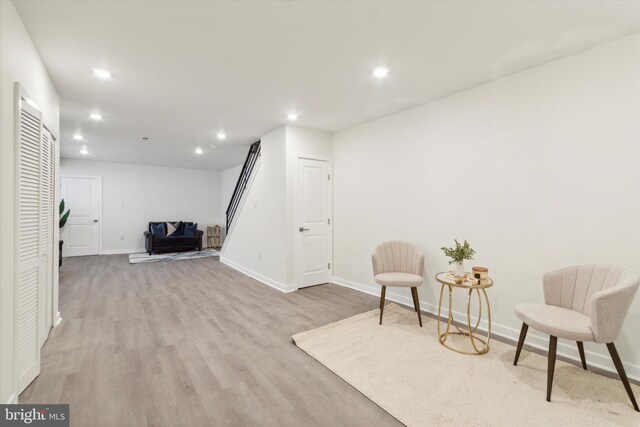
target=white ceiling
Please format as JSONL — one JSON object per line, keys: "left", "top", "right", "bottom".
{"left": 14, "top": 0, "right": 640, "bottom": 170}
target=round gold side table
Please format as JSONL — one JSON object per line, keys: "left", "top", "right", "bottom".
{"left": 434, "top": 272, "right": 493, "bottom": 355}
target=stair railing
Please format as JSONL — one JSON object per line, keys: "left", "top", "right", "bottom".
{"left": 226, "top": 140, "right": 261, "bottom": 232}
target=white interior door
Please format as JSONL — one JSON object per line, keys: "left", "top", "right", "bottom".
{"left": 60, "top": 176, "right": 101, "bottom": 257}
{"left": 38, "top": 128, "right": 55, "bottom": 346}
{"left": 16, "top": 97, "right": 42, "bottom": 393}
{"left": 295, "top": 158, "right": 332, "bottom": 288}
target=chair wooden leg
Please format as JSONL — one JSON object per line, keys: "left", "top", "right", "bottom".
{"left": 577, "top": 341, "right": 587, "bottom": 370}
{"left": 411, "top": 287, "right": 423, "bottom": 327}
{"left": 513, "top": 322, "right": 528, "bottom": 366}
{"left": 379, "top": 286, "right": 386, "bottom": 325}
{"left": 547, "top": 336, "right": 558, "bottom": 402}
{"left": 410, "top": 287, "right": 418, "bottom": 311}
{"left": 606, "top": 342, "right": 639, "bottom": 412}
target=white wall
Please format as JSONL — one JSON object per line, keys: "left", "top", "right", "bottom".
{"left": 0, "top": 1, "right": 60, "bottom": 404}
{"left": 60, "top": 159, "right": 222, "bottom": 253}
{"left": 221, "top": 126, "right": 290, "bottom": 290}
{"left": 221, "top": 164, "right": 243, "bottom": 231}
{"left": 332, "top": 35, "right": 640, "bottom": 379}
{"left": 221, "top": 125, "right": 333, "bottom": 290}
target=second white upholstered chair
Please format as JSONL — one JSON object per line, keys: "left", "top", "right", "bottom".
{"left": 372, "top": 241, "right": 425, "bottom": 327}
{"left": 513, "top": 265, "right": 640, "bottom": 411}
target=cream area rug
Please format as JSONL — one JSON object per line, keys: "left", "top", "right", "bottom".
{"left": 128, "top": 248, "right": 220, "bottom": 264}
{"left": 292, "top": 303, "right": 640, "bottom": 427}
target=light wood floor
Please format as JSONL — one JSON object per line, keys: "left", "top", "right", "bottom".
{"left": 21, "top": 255, "right": 402, "bottom": 427}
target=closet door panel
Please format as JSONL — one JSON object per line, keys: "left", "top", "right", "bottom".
{"left": 39, "top": 128, "right": 54, "bottom": 346}
{"left": 47, "top": 132, "right": 55, "bottom": 329}
{"left": 17, "top": 100, "right": 42, "bottom": 393}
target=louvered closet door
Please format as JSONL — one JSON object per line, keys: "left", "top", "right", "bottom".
{"left": 17, "top": 100, "right": 42, "bottom": 393}
{"left": 39, "top": 127, "right": 54, "bottom": 346}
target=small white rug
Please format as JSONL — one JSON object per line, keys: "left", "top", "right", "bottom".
{"left": 128, "top": 248, "right": 220, "bottom": 264}
{"left": 292, "top": 303, "right": 640, "bottom": 427}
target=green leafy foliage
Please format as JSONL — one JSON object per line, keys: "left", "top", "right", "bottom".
{"left": 440, "top": 239, "right": 475, "bottom": 264}
{"left": 59, "top": 199, "right": 70, "bottom": 228}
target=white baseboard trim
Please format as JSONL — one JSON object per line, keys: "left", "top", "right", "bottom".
{"left": 54, "top": 311, "right": 62, "bottom": 327}
{"left": 100, "top": 248, "right": 146, "bottom": 255}
{"left": 5, "top": 393, "right": 18, "bottom": 404}
{"left": 220, "top": 257, "right": 296, "bottom": 293}
{"left": 332, "top": 276, "right": 640, "bottom": 383}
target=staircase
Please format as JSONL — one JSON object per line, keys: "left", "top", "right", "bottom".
{"left": 226, "top": 140, "right": 261, "bottom": 232}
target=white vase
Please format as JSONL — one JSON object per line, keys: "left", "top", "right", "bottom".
{"left": 453, "top": 261, "right": 465, "bottom": 278}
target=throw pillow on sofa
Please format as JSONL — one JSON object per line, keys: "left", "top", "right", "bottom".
{"left": 167, "top": 221, "right": 182, "bottom": 236}
{"left": 151, "top": 223, "right": 166, "bottom": 236}
{"left": 184, "top": 223, "right": 198, "bottom": 236}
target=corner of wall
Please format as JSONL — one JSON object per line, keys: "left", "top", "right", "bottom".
{"left": 220, "top": 126, "right": 289, "bottom": 290}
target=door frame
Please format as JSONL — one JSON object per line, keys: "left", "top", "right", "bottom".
{"left": 60, "top": 175, "right": 103, "bottom": 256}
{"left": 294, "top": 156, "right": 333, "bottom": 289}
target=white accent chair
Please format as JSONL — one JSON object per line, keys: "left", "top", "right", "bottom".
{"left": 372, "top": 241, "right": 425, "bottom": 326}
{"left": 513, "top": 265, "right": 639, "bottom": 411}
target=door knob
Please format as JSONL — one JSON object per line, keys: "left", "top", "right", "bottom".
{"left": 298, "top": 226, "right": 309, "bottom": 232}
{"left": 93, "top": 219, "right": 99, "bottom": 223}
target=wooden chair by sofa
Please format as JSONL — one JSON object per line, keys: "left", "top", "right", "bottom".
{"left": 513, "top": 265, "right": 639, "bottom": 411}
{"left": 372, "top": 241, "right": 425, "bottom": 327}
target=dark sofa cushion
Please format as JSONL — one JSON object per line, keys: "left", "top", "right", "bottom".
{"left": 150, "top": 223, "right": 166, "bottom": 236}
{"left": 184, "top": 223, "right": 198, "bottom": 236}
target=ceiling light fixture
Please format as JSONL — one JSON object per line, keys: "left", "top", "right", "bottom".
{"left": 287, "top": 113, "right": 298, "bottom": 121}
{"left": 80, "top": 146, "right": 89, "bottom": 155}
{"left": 216, "top": 132, "right": 226, "bottom": 140}
{"left": 93, "top": 68, "right": 111, "bottom": 79}
{"left": 73, "top": 134, "right": 84, "bottom": 141}
{"left": 195, "top": 147, "right": 203, "bottom": 155}
{"left": 373, "top": 67, "right": 389, "bottom": 78}
{"left": 89, "top": 113, "right": 103, "bottom": 120}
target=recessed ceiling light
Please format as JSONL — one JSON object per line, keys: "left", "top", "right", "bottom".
{"left": 89, "top": 113, "right": 102, "bottom": 120}
{"left": 80, "top": 146, "right": 89, "bottom": 155}
{"left": 73, "top": 134, "right": 84, "bottom": 141}
{"left": 287, "top": 113, "right": 298, "bottom": 121}
{"left": 216, "top": 132, "right": 226, "bottom": 140}
{"left": 373, "top": 67, "right": 389, "bottom": 78}
{"left": 195, "top": 147, "right": 203, "bottom": 155}
{"left": 93, "top": 68, "right": 111, "bottom": 79}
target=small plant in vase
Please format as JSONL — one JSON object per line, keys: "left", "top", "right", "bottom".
{"left": 59, "top": 199, "right": 70, "bottom": 268}
{"left": 59, "top": 199, "right": 70, "bottom": 228}
{"left": 441, "top": 239, "right": 475, "bottom": 278}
